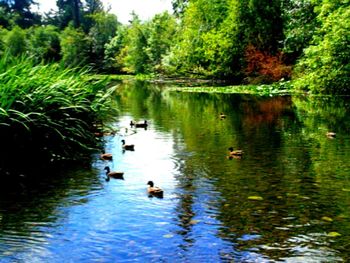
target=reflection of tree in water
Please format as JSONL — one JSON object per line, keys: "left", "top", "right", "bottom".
{"left": 117, "top": 82, "right": 350, "bottom": 261}
{"left": 173, "top": 160, "right": 197, "bottom": 251}
{"left": 213, "top": 95, "right": 349, "bottom": 261}
{"left": 0, "top": 165, "right": 101, "bottom": 252}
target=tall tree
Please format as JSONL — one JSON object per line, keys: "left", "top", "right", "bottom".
{"left": 56, "top": 0, "right": 82, "bottom": 28}
{"left": 81, "top": 0, "right": 104, "bottom": 32}
{"left": 0, "top": 0, "right": 40, "bottom": 28}
{"left": 294, "top": 1, "right": 350, "bottom": 94}
{"left": 87, "top": 11, "right": 119, "bottom": 68}
{"left": 145, "top": 12, "right": 177, "bottom": 73}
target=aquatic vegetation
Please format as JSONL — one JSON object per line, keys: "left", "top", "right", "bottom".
{"left": 167, "top": 80, "right": 295, "bottom": 96}
{"left": 0, "top": 55, "right": 118, "bottom": 173}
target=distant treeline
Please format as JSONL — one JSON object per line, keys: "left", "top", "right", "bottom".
{"left": 0, "top": 0, "right": 349, "bottom": 94}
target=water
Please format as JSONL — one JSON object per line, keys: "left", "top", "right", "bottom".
{"left": 1, "top": 81, "right": 350, "bottom": 262}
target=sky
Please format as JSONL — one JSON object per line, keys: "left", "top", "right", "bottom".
{"left": 35, "top": 0, "right": 173, "bottom": 24}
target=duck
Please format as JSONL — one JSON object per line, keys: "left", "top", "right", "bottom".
{"left": 147, "top": 181, "right": 164, "bottom": 198}
{"left": 100, "top": 152, "right": 113, "bottom": 160}
{"left": 228, "top": 147, "right": 243, "bottom": 156}
{"left": 220, "top": 113, "right": 226, "bottom": 119}
{"left": 104, "top": 166, "right": 124, "bottom": 180}
{"left": 326, "top": 132, "right": 336, "bottom": 138}
{"left": 121, "top": 139, "right": 135, "bottom": 151}
{"left": 135, "top": 120, "right": 148, "bottom": 128}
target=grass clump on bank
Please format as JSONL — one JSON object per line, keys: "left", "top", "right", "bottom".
{"left": 0, "top": 55, "right": 117, "bottom": 175}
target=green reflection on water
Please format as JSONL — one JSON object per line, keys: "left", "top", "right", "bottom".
{"left": 116, "top": 81, "right": 350, "bottom": 261}
{"left": 1, "top": 80, "right": 349, "bottom": 262}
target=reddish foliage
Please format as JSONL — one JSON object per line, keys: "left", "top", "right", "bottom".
{"left": 244, "top": 44, "right": 291, "bottom": 83}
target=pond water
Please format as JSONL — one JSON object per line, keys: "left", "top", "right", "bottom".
{"left": 1, "top": 81, "right": 350, "bottom": 262}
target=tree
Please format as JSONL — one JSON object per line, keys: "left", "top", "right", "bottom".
{"left": 3, "top": 25, "right": 27, "bottom": 56}
{"left": 87, "top": 11, "right": 119, "bottom": 69}
{"left": 282, "top": 0, "right": 318, "bottom": 64}
{"left": 121, "top": 13, "right": 150, "bottom": 74}
{"left": 172, "top": 0, "right": 189, "bottom": 17}
{"left": 28, "top": 25, "right": 61, "bottom": 62}
{"left": 239, "top": 0, "right": 284, "bottom": 53}
{"left": 60, "top": 25, "right": 90, "bottom": 67}
{"left": 81, "top": 0, "right": 104, "bottom": 31}
{"left": 56, "top": 0, "right": 82, "bottom": 28}
{"left": 145, "top": 12, "right": 177, "bottom": 73}
{"left": 294, "top": 2, "right": 350, "bottom": 94}
{"left": 0, "top": 0, "right": 40, "bottom": 28}
{"left": 104, "top": 25, "right": 128, "bottom": 72}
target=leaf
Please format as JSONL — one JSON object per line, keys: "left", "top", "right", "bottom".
{"left": 248, "top": 196, "right": 264, "bottom": 201}
{"left": 322, "top": 216, "right": 333, "bottom": 222}
{"left": 327, "top": 232, "right": 341, "bottom": 237}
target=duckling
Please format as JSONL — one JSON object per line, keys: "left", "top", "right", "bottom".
{"left": 100, "top": 152, "right": 113, "bottom": 160}
{"left": 104, "top": 166, "right": 124, "bottom": 180}
{"left": 135, "top": 120, "right": 148, "bottom": 128}
{"left": 147, "top": 181, "right": 164, "bottom": 198}
{"left": 228, "top": 147, "right": 243, "bottom": 156}
{"left": 220, "top": 112, "right": 226, "bottom": 119}
{"left": 121, "top": 139, "right": 135, "bottom": 151}
{"left": 326, "top": 132, "right": 336, "bottom": 138}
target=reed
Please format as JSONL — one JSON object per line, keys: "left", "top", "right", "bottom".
{"left": 0, "top": 55, "right": 117, "bottom": 173}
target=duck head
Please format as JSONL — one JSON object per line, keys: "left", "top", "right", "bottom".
{"left": 147, "top": 181, "right": 154, "bottom": 187}
{"left": 104, "top": 166, "right": 111, "bottom": 173}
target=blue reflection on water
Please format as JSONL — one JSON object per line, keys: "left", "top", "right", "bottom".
{"left": 0, "top": 115, "right": 262, "bottom": 262}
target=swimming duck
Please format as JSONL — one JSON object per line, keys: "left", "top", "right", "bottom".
{"left": 147, "top": 181, "right": 164, "bottom": 198}
{"left": 121, "top": 139, "right": 135, "bottom": 151}
{"left": 104, "top": 166, "right": 124, "bottom": 179}
{"left": 135, "top": 120, "right": 148, "bottom": 128}
{"left": 220, "top": 113, "right": 226, "bottom": 119}
{"left": 100, "top": 152, "right": 113, "bottom": 160}
{"left": 228, "top": 147, "right": 243, "bottom": 156}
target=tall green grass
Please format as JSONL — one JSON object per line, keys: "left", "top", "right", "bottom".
{"left": 0, "top": 55, "right": 117, "bottom": 174}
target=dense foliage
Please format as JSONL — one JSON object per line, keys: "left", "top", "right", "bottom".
{"left": 0, "top": 55, "right": 117, "bottom": 172}
{"left": 0, "top": 0, "right": 349, "bottom": 93}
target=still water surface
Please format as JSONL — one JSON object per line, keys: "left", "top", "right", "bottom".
{"left": 1, "top": 81, "right": 350, "bottom": 262}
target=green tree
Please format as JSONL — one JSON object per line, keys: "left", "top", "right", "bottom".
{"left": 282, "top": 0, "right": 318, "bottom": 63}
{"left": 239, "top": 0, "right": 284, "bottom": 53}
{"left": 3, "top": 25, "right": 27, "bottom": 56}
{"left": 56, "top": 0, "right": 82, "bottom": 28}
{"left": 164, "top": 0, "right": 243, "bottom": 78}
{"left": 294, "top": 2, "right": 350, "bottom": 94}
{"left": 28, "top": 25, "right": 61, "bottom": 62}
{"left": 0, "top": 0, "right": 40, "bottom": 28}
{"left": 81, "top": 0, "right": 104, "bottom": 32}
{"left": 104, "top": 25, "right": 127, "bottom": 72}
{"left": 87, "top": 11, "right": 119, "bottom": 69}
{"left": 172, "top": 0, "right": 189, "bottom": 17}
{"left": 145, "top": 12, "right": 177, "bottom": 73}
{"left": 60, "top": 25, "right": 89, "bottom": 66}
{"left": 122, "top": 13, "right": 150, "bottom": 74}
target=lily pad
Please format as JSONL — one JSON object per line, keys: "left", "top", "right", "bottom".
{"left": 248, "top": 196, "right": 264, "bottom": 201}
{"left": 327, "top": 232, "right": 341, "bottom": 237}
{"left": 322, "top": 216, "right": 333, "bottom": 222}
